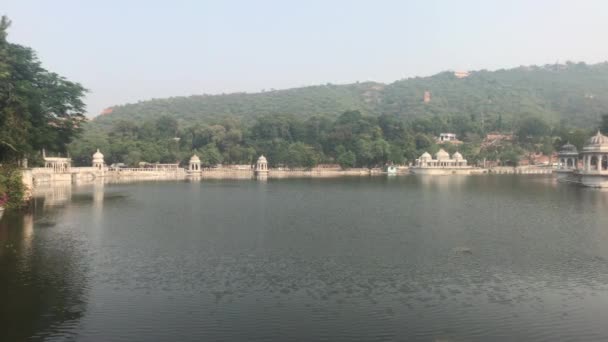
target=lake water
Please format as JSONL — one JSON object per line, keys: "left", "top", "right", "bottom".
{"left": 2, "top": 175, "right": 608, "bottom": 341}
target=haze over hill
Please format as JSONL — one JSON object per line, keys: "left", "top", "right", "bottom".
{"left": 96, "top": 62, "right": 608, "bottom": 130}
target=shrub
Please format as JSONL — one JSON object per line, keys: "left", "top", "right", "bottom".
{"left": 0, "top": 165, "right": 25, "bottom": 209}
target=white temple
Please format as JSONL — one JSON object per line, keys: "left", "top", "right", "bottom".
{"left": 561, "top": 131, "right": 608, "bottom": 187}
{"left": 580, "top": 131, "right": 608, "bottom": 172}
{"left": 255, "top": 155, "right": 269, "bottom": 179}
{"left": 188, "top": 154, "right": 201, "bottom": 173}
{"left": 255, "top": 155, "right": 268, "bottom": 172}
{"left": 414, "top": 149, "right": 468, "bottom": 168}
{"left": 92, "top": 149, "right": 105, "bottom": 170}
{"left": 411, "top": 149, "right": 474, "bottom": 175}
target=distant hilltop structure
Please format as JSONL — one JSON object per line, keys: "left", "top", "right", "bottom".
{"left": 423, "top": 90, "right": 431, "bottom": 103}
{"left": 437, "top": 133, "right": 462, "bottom": 144}
{"left": 453, "top": 71, "right": 470, "bottom": 79}
{"left": 99, "top": 107, "right": 114, "bottom": 116}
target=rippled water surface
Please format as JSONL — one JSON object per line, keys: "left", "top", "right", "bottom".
{"left": 2, "top": 175, "right": 608, "bottom": 341}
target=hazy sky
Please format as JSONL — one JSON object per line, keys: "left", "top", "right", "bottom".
{"left": 3, "top": 0, "right": 608, "bottom": 116}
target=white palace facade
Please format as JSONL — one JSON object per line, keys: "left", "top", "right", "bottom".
{"left": 411, "top": 149, "right": 478, "bottom": 175}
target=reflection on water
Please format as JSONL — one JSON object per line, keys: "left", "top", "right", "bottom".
{"left": 2, "top": 176, "right": 608, "bottom": 341}
{"left": 34, "top": 184, "right": 73, "bottom": 208}
{"left": 415, "top": 173, "right": 468, "bottom": 188}
{"left": 0, "top": 206, "right": 89, "bottom": 341}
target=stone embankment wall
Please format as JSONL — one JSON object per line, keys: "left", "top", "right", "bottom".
{"left": 110, "top": 168, "right": 186, "bottom": 180}
{"left": 30, "top": 168, "right": 73, "bottom": 184}
{"left": 194, "top": 169, "right": 253, "bottom": 179}
{"left": 270, "top": 168, "right": 377, "bottom": 178}
{"left": 30, "top": 167, "right": 186, "bottom": 185}
{"left": 21, "top": 169, "right": 34, "bottom": 201}
{"left": 489, "top": 167, "right": 554, "bottom": 174}
{"left": 190, "top": 167, "right": 392, "bottom": 179}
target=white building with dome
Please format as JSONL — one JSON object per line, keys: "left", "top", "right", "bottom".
{"left": 255, "top": 155, "right": 269, "bottom": 179}
{"left": 554, "top": 142, "right": 578, "bottom": 180}
{"left": 411, "top": 149, "right": 477, "bottom": 175}
{"left": 188, "top": 154, "right": 201, "bottom": 173}
{"left": 92, "top": 149, "right": 105, "bottom": 170}
{"left": 562, "top": 131, "right": 608, "bottom": 187}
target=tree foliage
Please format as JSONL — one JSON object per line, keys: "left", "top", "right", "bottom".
{"left": 0, "top": 16, "right": 87, "bottom": 162}
{"left": 0, "top": 165, "right": 25, "bottom": 208}
{"left": 72, "top": 104, "right": 586, "bottom": 169}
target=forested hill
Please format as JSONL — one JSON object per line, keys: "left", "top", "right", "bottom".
{"left": 95, "top": 82, "right": 383, "bottom": 127}
{"left": 95, "top": 62, "right": 608, "bottom": 129}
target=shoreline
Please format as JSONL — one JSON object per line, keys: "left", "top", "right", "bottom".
{"left": 18, "top": 165, "right": 558, "bottom": 198}
{"left": 5, "top": 168, "right": 560, "bottom": 209}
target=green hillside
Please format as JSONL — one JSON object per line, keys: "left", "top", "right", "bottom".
{"left": 95, "top": 62, "right": 608, "bottom": 129}
{"left": 94, "top": 82, "right": 382, "bottom": 129}
{"left": 381, "top": 62, "right": 608, "bottom": 128}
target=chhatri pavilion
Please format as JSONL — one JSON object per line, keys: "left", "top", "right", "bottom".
{"left": 557, "top": 142, "right": 579, "bottom": 171}
{"left": 559, "top": 131, "right": 608, "bottom": 187}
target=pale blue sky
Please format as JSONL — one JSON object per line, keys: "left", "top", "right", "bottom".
{"left": 3, "top": 0, "right": 608, "bottom": 116}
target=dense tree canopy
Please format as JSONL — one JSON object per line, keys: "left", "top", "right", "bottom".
{"left": 96, "top": 62, "right": 608, "bottom": 132}
{"left": 0, "top": 16, "right": 87, "bottom": 163}
{"left": 70, "top": 107, "right": 592, "bottom": 170}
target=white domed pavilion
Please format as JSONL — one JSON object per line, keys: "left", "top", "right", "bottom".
{"left": 188, "top": 154, "right": 201, "bottom": 173}
{"left": 92, "top": 149, "right": 105, "bottom": 170}
{"left": 435, "top": 149, "right": 450, "bottom": 161}
{"left": 560, "top": 131, "right": 608, "bottom": 187}
{"left": 581, "top": 131, "right": 608, "bottom": 171}
{"left": 412, "top": 149, "right": 470, "bottom": 174}
{"left": 255, "top": 155, "right": 268, "bottom": 172}
{"left": 420, "top": 152, "right": 432, "bottom": 161}
{"left": 557, "top": 142, "right": 578, "bottom": 170}
{"left": 254, "top": 155, "right": 269, "bottom": 180}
